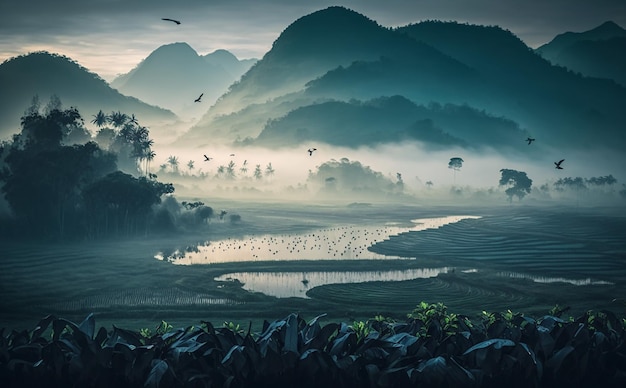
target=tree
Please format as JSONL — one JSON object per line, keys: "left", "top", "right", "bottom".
{"left": 226, "top": 160, "right": 236, "bottom": 179}
{"left": 195, "top": 205, "right": 214, "bottom": 224}
{"left": 586, "top": 175, "right": 617, "bottom": 187}
{"left": 187, "top": 160, "right": 195, "bottom": 175}
{"left": 216, "top": 165, "right": 226, "bottom": 178}
{"left": 1, "top": 138, "right": 117, "bottom": 239}
{"left": 265, "top": 162, "right": 275, "bottom": 178}
{"left": 253, "top": 164, "right": 263, "bottom": 180}
{"left": 448, "top": 157, "right": 463, "bottom": 185}
{"left": 83, "top": 171, "right": 174, "bottom": 237}
{"left": 396, "top": 172, "right": 404, "bottom": 191}
{"left": 240, "top": 160, "right": 248, "bottom": 176}
{"left": 91, "top": 110, "right": 108, "bottom": 128}
{"left": 554, "top": 177, "right": 586, "bottom": 192}
{"left": 20, "top": 103, "right": 83, "bottom": 150}
{"left": 108, "top": 111, "right": 128, "bottom": 129}
{"left": 144, "top": 149, "right": 156, "bottom": 176}
{"left": 167, "top": 155, "right": 179, "bottom": 174}
{"left": 499, "top": 169, "right": 532, "bottom": 202}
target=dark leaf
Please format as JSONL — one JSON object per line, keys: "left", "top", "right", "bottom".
{"left": 31, "top": 314, "right": 56, "bottom": 340}
{"left": 78, "top": 313, "right": 96, "bottom": 339}
{"left": 329, "top": 331, "right": 356, "bottom": 357}
{"left": 463, "top": 338, "right": 515, "bottom": 355}
{"left": 283, "top": 313, "right": 299, "bottom": 354}
{"left": 145, "top": 359, "right": 170, "bottom": 388}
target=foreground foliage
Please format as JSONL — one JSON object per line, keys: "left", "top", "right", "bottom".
{"left": 1, "top": 305, "right": 625, "bottom": 387}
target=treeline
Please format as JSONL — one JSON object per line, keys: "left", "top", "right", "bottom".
{"left": 0, "top": 97, "right": 175, "bottom": 241}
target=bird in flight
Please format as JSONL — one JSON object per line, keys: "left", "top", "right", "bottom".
{"left": 526, "top": 137, "right": 536, "bottom": 145}
{"left": 194, "top": 93, "right": 203, "bottom": 103}
{"left": 203, "top": 154, "right": 212, "bottom": 162}
{"left": 307, "top": 148, "right": 317, "bottom": 156}
{"left": 161, "top": 18, "right": 181, "bottom": 25}
{"left": 554, "top": 159, "right": 565, "bottom": 169}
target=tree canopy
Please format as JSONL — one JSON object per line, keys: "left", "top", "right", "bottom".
{"left": 0, "top": 98, "right": 175, "bottom": 240}
{"left": 499, "top": 169, "right": 532, "bottom": 202}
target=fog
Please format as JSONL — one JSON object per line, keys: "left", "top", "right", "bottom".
{"left": 150, "top": 136, "right": 626, "bottom": 205}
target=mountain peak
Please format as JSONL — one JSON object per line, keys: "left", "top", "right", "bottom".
{"left": 591, "top": 21, "right": 625, "bottom": 35}
{"left": 146, "top": 42, "right": 199, "bottom": 63}
{"left": 270, "top": 6, "right": 383, "bottom": 57}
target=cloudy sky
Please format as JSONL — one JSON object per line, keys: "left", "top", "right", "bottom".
{"left": 1, "top": 0, "right": 624, "bottom": 81}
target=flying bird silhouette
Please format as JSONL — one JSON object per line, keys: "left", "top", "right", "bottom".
{"left": 203, "top": 154, "right": 212, "bottom": 161}
{"left": 194, "top": 93, "right": 203, "bottom": 103}
{"left": 554, "top": 159, "right": 565, "bottom": 169}
{"left": 161, "top": 18, "right": 181, "bottom": 25}
{"left": 307, "top": 148, "right": 317, "bottom": 156}
{"left": 526, "top": 137, "right": 536, "bottom": 145}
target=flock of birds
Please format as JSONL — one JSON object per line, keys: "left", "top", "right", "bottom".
{"left": 189, "top": 225, "right": 405, "bottom": 262}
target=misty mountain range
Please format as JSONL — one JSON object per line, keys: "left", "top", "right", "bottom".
{"left": 1, "top": 6, "right": 624, "bottom": 155}
{"left": 0, "top": 52, "right": 177, "bottom": 140}
{"left": 536, "top": 21, "right": 626, "bottom": 88}
{"left": 110, "top": 43, "right": 256, "bottom": 118}
{"left": 179, "top": 7, "right": 626, "bottom": 152}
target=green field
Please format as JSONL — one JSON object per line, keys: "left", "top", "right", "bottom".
{"left": 1, "top": 202, "right": 625, "bottom": 332}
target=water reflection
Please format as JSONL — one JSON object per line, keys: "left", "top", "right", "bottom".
{"left": 497, "top": 271, "right": 613, "bottom": 286}
{"left": 156, "top": 215, "right": 480, "bottom": 265}
{"left": 215, "top": 267, "right": 452, "bottom": 298}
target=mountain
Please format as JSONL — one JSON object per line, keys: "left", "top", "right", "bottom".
{"left": 252, "top": 95, "right": 531, "bottom": 151}
{"left": 177, "top": 7, "right": 626, "bottom": 153}
{"left": 110, "top": 43, "right": 256, "bottom": 118}
{"left": 203, "top": 49, "right": 257, "bottom": 78}
{"left": 391, "top": 21, "right": 626, "bottom": 148}
{"left": 0, "top": 51, "right": 176, "bottom": 140}
{"left": 179, "top": 6, "right": 481, "bottom": 144}
{"left": 535, "top": 21, "right": 626, "bottom": 87}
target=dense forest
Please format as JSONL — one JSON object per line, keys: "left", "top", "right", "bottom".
{"left": 0, "top": 97, "right": 177, "bottom": 241}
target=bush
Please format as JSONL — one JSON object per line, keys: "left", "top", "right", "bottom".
{"left": 1, "top": 305, "right": 625, "bottom": 387}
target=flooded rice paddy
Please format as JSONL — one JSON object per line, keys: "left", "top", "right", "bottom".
{"left": 156, "top": 216, "right": 480, "bottom": 264}
{"left": 1, "top": 203, "right": 625, "bottom": 331}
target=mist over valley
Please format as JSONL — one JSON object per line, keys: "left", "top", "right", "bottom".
{"left": 1, "top": 6, "right": 626, "bottom": 385}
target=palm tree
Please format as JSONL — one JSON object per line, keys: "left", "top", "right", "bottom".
{"left": 144, "top": 149, "right": 156, "bottom": 176}
{"left": 239, "top": 160, "right": 248, "bottom": 176}
{"left": 226, "top": 160, "right": 236, "bottom": 179}
{"left": 128, "top": 114, "right": 139, "bottom": 126}
{"left": 265, "top": 162, "right": 275, "bottom": 179}
{"left": 108, "top": 111, "right": 128, "bottom": 129}
{"left": 254, "top": 164, "right": 263, "bottom": 180}
{"left": 167, "top": 155, "right": 179, "bottom": 174}
{"left": 90, "top": 110, "right": 108, "bottom": 128}
{"left": 187, "top": 160, "right": 195, "bottom": 175}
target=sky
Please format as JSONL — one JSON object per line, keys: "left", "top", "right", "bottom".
{"left": 1, "top": 0, "right": 625, "bottom": 81}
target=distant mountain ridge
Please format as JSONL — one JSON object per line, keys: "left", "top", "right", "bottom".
{"left": 535, "top": 21, "right": 626, "bottom": 87}
{"left": 178, "top": 7, "right": 626, "bottom": 153}
{"left": 0, "top": 51, "right": 176, "bottom": 140}
{"left": 110, "top": 43, "right": 256, "bottom": 118}
{"left": 181, "top": 6, "right": 483, "bottom": 144}
{"left": 394, "top": 21, "right": 626, "bottom": 147}
{"left": 252, "top": 95, "right": 531, "bottom": 151}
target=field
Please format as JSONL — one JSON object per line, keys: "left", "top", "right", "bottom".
{"left": 1, "top": 201, "right": 625, "bottom": 333}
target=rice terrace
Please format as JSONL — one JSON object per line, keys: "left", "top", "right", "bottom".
{"left": 2, "top": 1, "right": 626, "bottom": 387}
